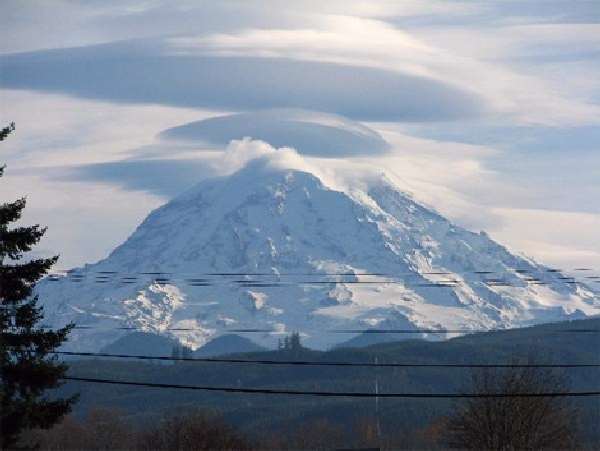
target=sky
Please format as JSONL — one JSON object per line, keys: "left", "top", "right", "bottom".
{"left": 1, "top": 0, "right": 599, "bottom": 272}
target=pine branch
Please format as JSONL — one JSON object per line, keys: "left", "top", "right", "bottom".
{"left": 0, "top": 225, "right": 48, "bottom": 260}
{"left": 0, "top": 257, "right": 58, "bottom": 304}
{"left": 0, "top": 122, "right": 15, "bottom": 141}
{"left": 0, "top": 198, "right": 27, "bottom": 225}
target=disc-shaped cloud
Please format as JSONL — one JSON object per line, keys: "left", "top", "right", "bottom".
{"left": 161, "top": 109, "right": 390, "bottom": 157}
{"left": 57, "top": 159, "right": 216, "bottom": 198}
{"left": 0, "top": 39, "right": 485, "bottom": 122}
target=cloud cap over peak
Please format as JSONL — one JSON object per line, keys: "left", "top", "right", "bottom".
{"left": 161, "top": 109, "right": 391, "bottom": 157}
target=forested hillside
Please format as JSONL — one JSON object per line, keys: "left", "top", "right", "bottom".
{"left": 49, "top": 318, "right": 600, "bottom": 448}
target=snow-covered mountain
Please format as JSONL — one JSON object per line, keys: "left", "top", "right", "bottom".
{"left": 37, "top": 153, "right": 599, "bottom": 351}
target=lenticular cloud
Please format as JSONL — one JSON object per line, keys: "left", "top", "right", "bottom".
{"left": 161, "top": 109, "right": 391, "bottom": 157}
{"left": 0, "top": 39, "right": 486, "bottom": 121}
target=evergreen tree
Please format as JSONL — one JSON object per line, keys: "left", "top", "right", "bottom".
{"left": 279, "top": 332, "right": 303, "bottom": 354}
{"left": 1, "top": 123, "right": 76, "bottom": 449}
{"left": 181, "top": 346, "right": 192, "bottom": 359}
{"left": 289, "top": 332, "right": 302, "bottom": 351}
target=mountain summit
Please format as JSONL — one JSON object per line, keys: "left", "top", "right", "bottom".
{"left": 38, "top": 152, "right": 599, "bottom": 351}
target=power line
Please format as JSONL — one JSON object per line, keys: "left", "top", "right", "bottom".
{"left": 42, "top": 326, "right": 600, "bottom": 333}
{"left": 43, "top": 275, "right": 596, "bottom": 282}
{"left": 330, "top": 328, "right": 600, "bottom": 334}
{"left": 39, "top": 272, "right": 599, "bottom": 288}
{"left": 52, "top": 350, "right": 600, "bottom": 369}
{"left": 48, "top": 267, "right": 598, "bottom": 276}
{"left": 43, "top": 279, "right": 588, "bottom": 288}
{"left": 48, "top": 273, "right": 447, "bottom": 279}
{"left": 65, "top": 326, "right": 279, "bottom": 332}
{"left": 48, "top": 282, "right": 465, "bottom": 288}
{"left": 62, "top": 376, "right": 600, "bottom": 398}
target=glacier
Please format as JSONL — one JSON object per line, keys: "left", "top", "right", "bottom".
{"left": 36, "top": 153, "right": 599, "bottom": 351}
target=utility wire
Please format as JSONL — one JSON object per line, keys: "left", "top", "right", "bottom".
{"left": 39, "top": 272, "right": 598, "bottom": 287}
{"left": 52, "top": 351, "right": 600, "bottom": 368}
{"left": 62, "top": 376, "right": 600, "bottom": 398}
{"left": 37, "top": 326, "right": 600, "bottom": 333}
{"left": 44, "top": 279, "right": 585, "bottom": 288}
{"left": 48, "top": 267, "right": 598, "bottom": 275}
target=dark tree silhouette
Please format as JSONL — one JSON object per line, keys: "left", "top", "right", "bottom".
{"left": 278, "top": 331, "right": 304, "bottom": 355}
{"left": 171, "top": 344, "right": 192, "bottom": 362}
{"left": 137, "top": 410, "right": 254, "bottom": 450}
{"left": 26, "top": 408, "right": 255, "bottom": 450}
{"left": 1, "top": 122, "right": 15, "bottom": 141}
{"left": 442, "top": 364, "right": 579, "bottom": 450}
{"left": 1, "top": 123, "right": 76, "bottom": 449}
{"left": 289, "top": 331, "right": 302, "bottom": 351}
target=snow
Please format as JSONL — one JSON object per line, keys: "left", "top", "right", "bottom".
{"left": 36, "top": 155, "right": 600, "bottom": 351}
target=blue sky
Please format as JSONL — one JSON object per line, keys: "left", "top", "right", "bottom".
{"left": 1, "top": 0, "right": 599, "bottom": 271}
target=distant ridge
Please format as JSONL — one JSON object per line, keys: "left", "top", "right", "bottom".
{"left": 194, "top": 334, "right": 268, "bottom": 357}
{"left": 100, "top": 332, "right": 179, "bottom": 357}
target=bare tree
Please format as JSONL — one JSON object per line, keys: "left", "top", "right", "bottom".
{"left": 136, "top": 410, "right": 254, "bottom": 450}
{"left": 26, "top": 408, "right": 253, "bottom": 450}
{"left": 23, "top": 408, "right": 135, "bottom": 450}
{"left": 442, "top": 365, "right": 579, "bottom": 450}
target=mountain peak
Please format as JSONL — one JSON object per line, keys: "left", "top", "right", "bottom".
{"left": 36, "top": 157, "right": 599, "bottom": 351}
